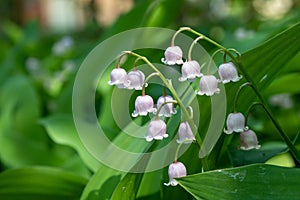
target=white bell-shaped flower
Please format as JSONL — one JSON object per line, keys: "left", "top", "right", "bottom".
{"left": 161, "top": 46, "right": 184, "bottom": 65}
{"left": 156, "top": 95, "right": 177, "bottom": 117}
{"left": 240, "top": 129, "right": 261, "bottom": 150}
{"left": 164, "top": 162, "right": 187, "bottom": 186}
{"left": 124, "top": 70, "right": 145, "bottom": 90}
{"left": 179, "top": 60, "right": 203, "bottom": 82}
{"left": 197, "top": 75, "right": 220, "bottom": 96}
{"left": 146, "top": 119, "right": 168, "bottom": 142}
{"left": 224, "top": 112, "right": 246, "bottom": 134}
{"left": 177, "top": 121, "right": 195, "bottom": 143}
{"left": 132, "top": 95, "right": 157, "bottom": 117}
{"left": 108, "top": 68, "right": 127, "bottom": 88}
{"left": 218, "top": 62, "right": 242, "bottom": 84}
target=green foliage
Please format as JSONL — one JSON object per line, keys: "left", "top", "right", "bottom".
{"left": 0, "top": 0, "right": 300, "bottom": 200}
{"left": 0, "top": 167, "right": 87, "bottom": 200}
{"left": 177, "top": 164, "right": 300, "bottom": 200}
{"left": 41, "top": 114, "right": 101, "bottom": 173}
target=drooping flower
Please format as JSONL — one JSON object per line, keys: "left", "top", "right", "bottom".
{"left": 218, "top": 62, "right": 242, "bottom": 84}
{"left": 108, "top": 68, "right": 127, "bottom": 88}
{"left": 224, "top": 112, "right": 246, "bottom": 134}
{"left": 179, "top": 60, "right": 203, "bottom": 82}
{"left": 132, "top": 95, "right": 157, "bottom": 117}
{"left": 197, "top": 75, "right": 220, "bottom": 96}
{"left": 240, "top": 129, "right": 261, "bottom": 150}
{"left": 146, "top": 119, "right": 168, "bottom": 142}
{"left": 177, "top": 121, "right": 195, "bottom": 143}
{"left": 156, "top": 95, "right": 177, "bottom": 117}
{"left": 161, "top": 46, "right": 184, "bottom": 65}
{"left": 124, "top": 70, "right": 145, "bottom": 90}
{"left": 164, "top": 162, "right": 187, "bottom": 186}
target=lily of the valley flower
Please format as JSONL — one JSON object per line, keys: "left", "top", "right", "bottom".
{"left": 218, "top": 62, "right": 242, "bottom": 84}
{"left": 146, "top": 119, "right": 168, "bottom": 142}
{"left": 179, "top": 60, "right": 203, "bottom": 82}
{"left": 177, "top": 121, "right": 195, "bottom": 143}
{"left": 240, "top": 129, "right": 261, "bottom": 150}
{"left": 156, "top": 95, "right": 177, "bottom": 117}
{"left": 108, "top": 68, "right": 127, "bottom": 88}
{"left": 132, "top": 95, "right": 157, "bottom": 117}
{"left": 124, "top": 70, "right": 145, "bottom": 90}
{"left": 224, "top": 112, "right": 246, "bottom": 134}
{"left": 161, "top": 46, "right": 184, "bottom": 65}
{"left": 164, "top": 162, "right": 187, "bottom": 186}
{"left": 197, "top": 75, "right": 220, "bottom": 96}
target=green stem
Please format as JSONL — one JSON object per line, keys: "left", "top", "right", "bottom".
{"left": 142, "top": 72, "right": 160, "bottom": 96}
{"left": 174, "top": 139, "right": 194, "bottom": 162}
{"left": 187, "top": 36, "right": 204, "bottom": 61}
{"left": 163, "top": 85, "right": 167, "bottom": 96}
{"left": 116, "top": 52, "right": 128, "bottom": 68}
{"left": 233, "top": 82, "right": 252, "bottom": 112}
{"left": 181, "top": 28, "right": 300, "bottom": 163}
{"left": 171, "top": 27, "right": 191, "bottom": 46}
{"left": 187, "top": 106, "right": 193, "bottom": 119}
{"left": 207, "top": 48, "right": 224, "bottom": 75}
{"left": 133, "top": 57, "right": 143, "bottom": 70}
{"left": 245, "top": 102, "right": 263, "bottom": 125}
{"left": 123, "top": 50, "right": 210, "bottom": 169}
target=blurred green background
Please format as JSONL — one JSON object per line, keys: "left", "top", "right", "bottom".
{"left": 0, "top": 0, "right": 300, "bottom": 199}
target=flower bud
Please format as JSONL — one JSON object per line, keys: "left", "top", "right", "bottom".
{"left": 161, "top": 46, "right": 184, "bottom": 65}
{"left": 146, "top": 119, "right": 168, "bottom": 142}
{"left": 132, "top": 95, "right": 157, "bottom": 117}
{"left": 224, "top": 112, "right": 245, "bottom": 134}
{"left": 164, "top": 162, "right": 187, "bottom": 186}
{"left": 177, "top": 121, "right": 195, "bottom": 143}
{"left": 124, "top": 70, "right": 145, "bottom": 90}
{"left": 218, "top": 62, "right": 242, "bottom": 84}
{"left": 240, "top": 129, "right": 261, "bottom": 150}
{"left": 179, "top": 60, "right": 203, "bottom": 82}
{"left": 197, "top": 75, "right": 220, "bottom": 96}
{"left": 156, "top": 95, "right": 177, "bottom": 117}
{"left": 108, "top": 68, "right": 127, "bottom": 88}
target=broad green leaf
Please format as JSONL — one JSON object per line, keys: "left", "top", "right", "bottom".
{"left": 228, "top": 142, "right": 288, "bottom": 166}
{"left": 0, "top": 75, "right": 55, "bottom": 167}
{"left": 101, "top": 0, "right": 153, "bottom": 39}
{"left": 266, "top": 73, "right": 300, "bottom": 95}
{"left": 0, "top": 167, "right": 87, "bottom": 200}
{"left": 243, "top": 22, "right": 300, "bottom": 90}
{"left": 111, "top": 173, "right": 144, "bottom": 200}
{"left": 177, "top": 164, "right": 300, "bottom": 200}
{"left": 136, "top": 170, "right": 162, "bottom": 199}
{"left": 101, "top": 0, "right": 184, "bottom": 39}
{"left": 144, "top": 0, "right": 184, "bottom": 27}
{"left": 41, "top": 115, "right": 101, "bottom": 172}
{"left": 81, "top": 165, "right": 125, "bottom": 200}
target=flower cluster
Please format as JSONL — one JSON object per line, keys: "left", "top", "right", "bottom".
{"left": 224, "top": 112, "right": 260, "bottom": 150}
{"left": 108, "top": 67, "right": 145, "bottom": 90}
{"left": 162, "top": 44, "right": 242, "bottom": 97}
{"left": 108, "top": 56, "right": 180, "bottom": 142}
{"left": 107, "top": 27, "right": 249, "bottom": 188}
